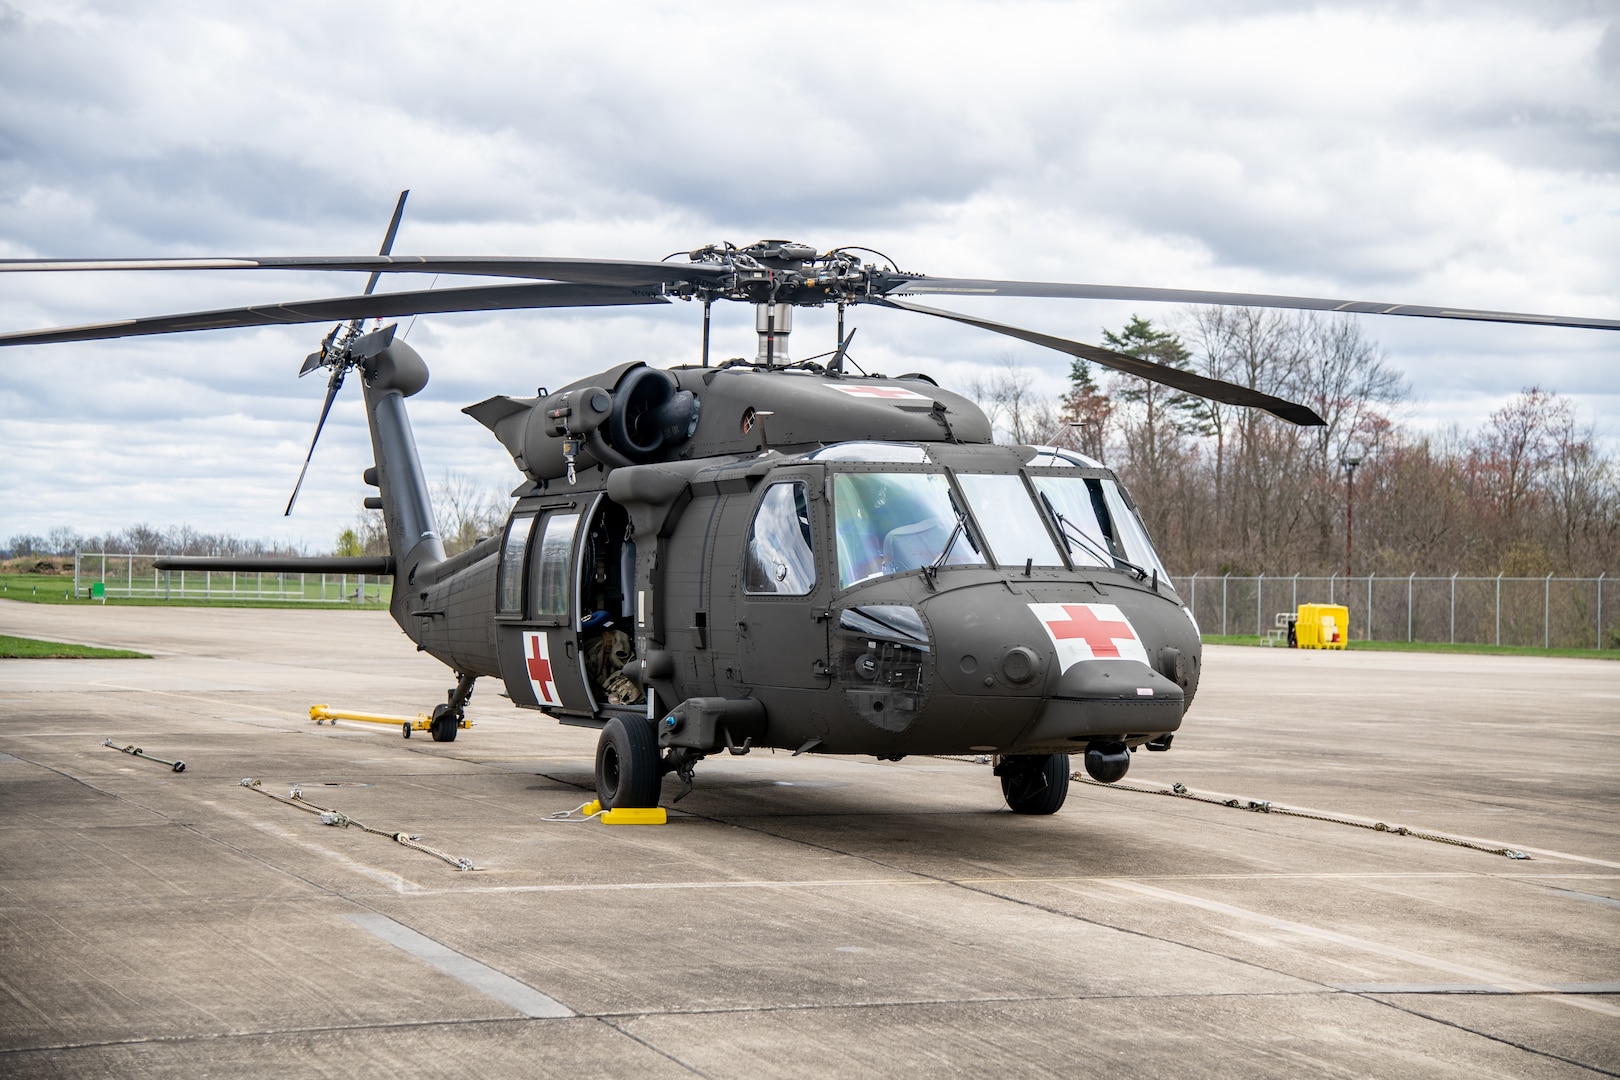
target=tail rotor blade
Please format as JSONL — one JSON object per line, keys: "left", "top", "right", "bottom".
{"left": 284, "top": 368, "right": 345, "bottom": 516}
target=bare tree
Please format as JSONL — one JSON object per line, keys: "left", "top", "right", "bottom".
{"left": 432, "top": 470, "right": 508, "bottom": 556}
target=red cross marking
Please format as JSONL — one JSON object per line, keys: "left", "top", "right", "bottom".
{"left": 833, "top": 385, "right": 926, "bottom": 399}
{"left": 1043, "top": 603, "right": 1137, "bottom": 658}
{"left": 526, "top": 634, "right": 554, "bottom": 697}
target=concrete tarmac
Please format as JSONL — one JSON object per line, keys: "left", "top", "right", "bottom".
{"left": 1, "top": 601, "right": 1616, "bottom": 1077}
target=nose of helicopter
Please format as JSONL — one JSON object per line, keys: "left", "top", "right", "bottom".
{"left": 1013, "top": 658, "right": 1184, "bottom": 751}
{"left": 920, "top": 586, "right": 1186, "bottom": 752}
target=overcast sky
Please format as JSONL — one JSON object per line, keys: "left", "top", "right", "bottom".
{"left": 1, "top": 0, "right": 1616, "bottom": 550}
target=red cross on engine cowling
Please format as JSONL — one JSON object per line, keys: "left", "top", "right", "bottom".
{"left": 1042, "top": 603, "right": 1137, "bottom": 657}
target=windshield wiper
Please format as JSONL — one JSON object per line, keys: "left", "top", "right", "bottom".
{"left": 1039, "top": 491, "right": 1148, "bottom": 580}
{"left": 924, "top": 491, "right": 981, "bottom": 587}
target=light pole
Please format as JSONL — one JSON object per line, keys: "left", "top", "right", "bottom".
{"left": 1342, "top": 456, "right": 1362, "bottom": 583}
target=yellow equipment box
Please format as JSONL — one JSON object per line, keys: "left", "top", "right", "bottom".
{"left": 1295, "top": 603, "right": 1348, "bottom": 649}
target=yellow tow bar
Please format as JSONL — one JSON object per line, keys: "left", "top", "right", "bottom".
{"left": 309, "top": 703, "right": 471, "bottom": 739}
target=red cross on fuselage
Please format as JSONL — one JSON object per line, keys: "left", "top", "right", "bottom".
{"left": 838, "top": 386, "right": 922, "bottom": 398}
{"left": 1043, "top": 604, "right": 1136, "bottom": 657}
{"left": 526, "top": 634, "right": 553, "bottom": 695}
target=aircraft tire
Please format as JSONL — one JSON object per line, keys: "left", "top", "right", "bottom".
{"left": 430, "top": 704, "right": 458, "bottom": 743}
{"left": 1000, "top": 753, "right": 1070, "bottom": 815}
{"left": 596, "top": 716, "right": 662, "bottom": 808}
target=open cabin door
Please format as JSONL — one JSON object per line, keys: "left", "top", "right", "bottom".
{"left": 496, "top": 496, "right": 595, "bottom": 718}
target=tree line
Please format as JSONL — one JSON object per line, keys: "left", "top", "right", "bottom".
{"left": 965, "top": 307, "right": 1619, "bottom": 578}
{"left": 10, "top": 319, "right": 1615, "bottom": 580}
{"left": 5, "top": 472, "right": 508, "bottom": 565}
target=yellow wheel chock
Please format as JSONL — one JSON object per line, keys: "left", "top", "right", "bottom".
{"left": 309, "top": 704, "right": 472, "bottom": 738}
{"left": 544, "top": 799, "right": 667, "bottom": 825}
{"left": 600, "top": 805, "right": 666, "bottom": 825}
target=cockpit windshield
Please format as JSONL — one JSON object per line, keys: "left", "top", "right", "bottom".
{"left": 1029, "top": 475, "right": 1170, "bottom": 582}
{"left": 833, "top": 472, "right": 986, "bottom": 587}
{"left": 954, "top": 473, "right": 1064, "bottom": 568}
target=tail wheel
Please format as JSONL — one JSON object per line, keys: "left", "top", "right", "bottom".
{"left": 999, "top": 753, "right": 1071, "bottom": 815}
{"left": 595, "top": 716, "right": 663, "bottom": 808}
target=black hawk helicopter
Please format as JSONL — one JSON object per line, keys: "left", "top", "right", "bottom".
{"left": 5, "top": 193, "right": 1615, "bottom": 814}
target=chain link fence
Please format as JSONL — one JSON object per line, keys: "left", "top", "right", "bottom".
{"left": 71, "top": 551, "right": 390, "bottom": 605}
{"left": 1173, "top": 572, "right": 1616, "bottom": 651}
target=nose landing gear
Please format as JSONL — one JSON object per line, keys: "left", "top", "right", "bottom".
{"left": 995, "top": 753, "right": 1071, "bottom": 815}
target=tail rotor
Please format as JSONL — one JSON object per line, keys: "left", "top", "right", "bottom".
{"left": 285, "top": 189, "right": 410, "bottom": 516}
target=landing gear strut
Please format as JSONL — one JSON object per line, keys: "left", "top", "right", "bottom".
{"left": 430, "top": 672, "right": 477, "bottom": 742}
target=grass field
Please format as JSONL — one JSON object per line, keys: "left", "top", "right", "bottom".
{"left": 1201, "top": 633, "right": 1619, "bottom": 661}
{"left": 0, "top": 634, "right": 149, "bottom": 659}
{"left": 0, "top": 573, "right": 391, "bottom": 610}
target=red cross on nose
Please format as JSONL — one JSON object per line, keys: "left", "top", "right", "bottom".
{"left": 1043, "top": 603, "right": 1137, "bottom": 658}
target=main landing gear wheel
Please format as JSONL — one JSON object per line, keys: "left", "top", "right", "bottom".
{"left": 999, "top": 753, "right": 1070, "bottom": 815}
{"left": 595, "top": 716, "right": 662, "bottom": 809}
{"left": 429, "top": 703, "right": 458, "bottom": 742}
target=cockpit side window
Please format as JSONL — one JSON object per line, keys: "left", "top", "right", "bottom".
{"left": 744, "top": 481, "right": 817, "bottom": 595}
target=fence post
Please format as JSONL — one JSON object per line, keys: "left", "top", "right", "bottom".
{"left": 1495, "top": 572, "right": 1503, "bottom": 646}
{"left": 1545, "top": 572, "right": 1553, "bottom": 650}
{"left": 1222, "top": 573, "right": 1229, "bottom": 636}
{"left": 1600, "top": 573, "right": 1607, "bottom": 651}
{"left": 101, "top": 548, "right": 107, "bottom": 594}
{"left": 1408, "top": 572, "right": 1415, "bottom": 643}
{"left": 1367, "top": 573, "right": 1374, "bottom": 642}
{"left": 1329, "top": 573, "right": 1335, "bottom": 604}
{"left": 1450, "top": 573, "right": 1457, "bottom": 645}
{"left": 1190, "top": 572, "right": 1198, "bottom": 626}
{"left": 1257, "top": 573, "right": 1264, "bottom": 637}
{"left": 74, "top": 550, "right": 80, "bottom": 598}
{"left": 1292, "top": 573, "right": 1298, "bottom": 613}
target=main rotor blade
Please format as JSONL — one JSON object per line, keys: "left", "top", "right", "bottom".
{"left": 0, "top": 254, "right": 732, "bottom": 289}
{"left": 362, "top": 190, "right": 410, "bottom": 296}
{"left": 881, "top": 297, "right": 1326, "bottom": 427}
{"left": 878, "top": 275, "right": 1620, "bottom": 333}
{"left": 285, "top": 368, "right": 344, "bottom": 516}
{"left": 0, "top": 281, "right": 668, "bottom": 347}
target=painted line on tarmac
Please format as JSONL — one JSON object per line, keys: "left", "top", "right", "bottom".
{"left": 397, "top": 870, "right": 1620, "bottom": 897}
{"left": 1097, "top": 878, "right": 1620, "bottom": 1019}
{"left": 1336, "top": 981, "right": 1620, "bottom": 995}
{"left": 347, "top": 912, "right": 574, "bottom": 1019}
{"left": 1541, "top": 887, "right": 1620, "bottom": 911}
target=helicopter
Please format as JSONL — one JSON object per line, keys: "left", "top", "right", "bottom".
{"left": 4, "top": 193, "right": 1615, "bottom": 815}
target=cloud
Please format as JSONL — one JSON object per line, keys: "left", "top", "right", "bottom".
{"left": 1, "top": 0, "right": 1614, "bottom": 541}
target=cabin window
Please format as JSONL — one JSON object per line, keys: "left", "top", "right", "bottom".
{"left": 744, "top": 482, "right": 817, "bottom": 595}
{"left": 533, "top": 512, "right": 580, "bottom": 621}
{"left": 832, "top": 471, "right": 986, "bottom": 588}
{"left": 954, "top": 473, "right": 1064, "bottom": 568}
{"left": 498, "top": 512, "right": 535, "bottom": 614}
